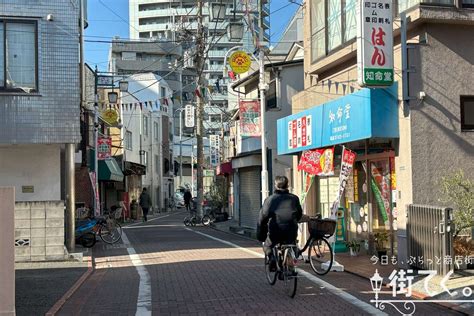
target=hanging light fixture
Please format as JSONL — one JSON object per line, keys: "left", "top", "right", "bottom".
{"left": 210, "top": 2, "right": 227, "bottom": 22}
{"left": 227, "top": 22, "right": 244, "bottom": 42}
{"left": 108, "top": 91, "right": 118, "bottom": 104}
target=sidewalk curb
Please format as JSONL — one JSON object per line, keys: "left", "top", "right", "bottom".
{"left": 45, "top": 256, "right": 94, "bottom": 316}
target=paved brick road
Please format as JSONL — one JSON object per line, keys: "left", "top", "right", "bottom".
{"left": 58, "top": 211, "right": 466, "bottom": 316}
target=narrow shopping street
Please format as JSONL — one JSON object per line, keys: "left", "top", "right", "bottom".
{"left": 57, "top": 211, "right": 463, "bottom": 316}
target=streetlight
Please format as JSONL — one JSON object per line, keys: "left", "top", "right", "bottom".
{"left": 119, "top": 80, "right": 129, "bottom": 93}
{"left": 210, "top": 2, "right": 227, "bottom": 22}
{"left": 108, "top": 91, "right": 118, "bottom": 104}
{"left": 227, "top": 22, "right": 244, "bottom": 42}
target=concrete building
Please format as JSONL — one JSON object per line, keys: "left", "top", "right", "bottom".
{"left": 117, "top": 73, "right": 175, "bottom": 212}
{"left": 282, "top": 0, "right": 474, "bottom": 263}
{"left": 0, "top": 0, "right": 82, "bottom": 261}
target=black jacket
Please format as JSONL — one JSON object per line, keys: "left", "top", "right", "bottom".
{"left": 257, "top": 189, "right": 303, "bottom": 242}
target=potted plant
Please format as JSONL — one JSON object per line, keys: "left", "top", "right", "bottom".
{"left": 345, "top": 239, "right": 361, "bottom": 256}
{"left": 374, "top": 231, "right": 389, "bottom": 260}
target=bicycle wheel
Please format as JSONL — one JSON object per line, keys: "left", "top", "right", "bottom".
{"left": 308, "top": 238, "right": 333, "bottom": 275}
{"left": 264, "top": 254, "right": 277, "bottom": 285}
{"left": 99, "top": 220, "right": 122, "bottom": 244}
{"left": 190, "top": 216, "right": 198, "bottom": 227}
{"left": 80, "top": 232, "right": 96, "bottom": 248}
{"left": 282, "top": 249, "right": 297, "bottom": 298}
{"left": 201, "top": 215, "right": 211, "bottom": 226}
{"left": 183, "top": 216, "right": 191, "bottom": 226}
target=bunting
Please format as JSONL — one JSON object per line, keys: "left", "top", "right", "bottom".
{"left": 92, "top": 99, "right": 171, "bottom": 113}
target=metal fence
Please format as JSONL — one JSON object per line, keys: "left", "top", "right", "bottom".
{"left": 407, "top": 205, "right": 454, "bottom": 275}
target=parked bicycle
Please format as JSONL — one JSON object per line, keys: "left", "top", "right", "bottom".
{"left": 183, "top": 209, "right": 214, "bottom": 226}
{"left": 75, "top": 208, "right": 123, "bottom": 247}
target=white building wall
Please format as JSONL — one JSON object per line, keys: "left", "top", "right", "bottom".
{"left": 0, "top": 145, "right": 61, "bottom": 202}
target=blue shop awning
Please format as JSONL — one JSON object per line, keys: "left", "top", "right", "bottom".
{"left": 277, "top": 84, "right": 399, "bottom": 155}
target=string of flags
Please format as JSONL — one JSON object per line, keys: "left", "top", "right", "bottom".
{"left": 93, "top": 98, "right": 172, "bottom": 112}
{"left": 320, "top": 79, "right": 358, "bottom": 94}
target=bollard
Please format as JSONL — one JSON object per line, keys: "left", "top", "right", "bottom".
{"left": 0, "top": 187, "right": 15, "bottom": 316}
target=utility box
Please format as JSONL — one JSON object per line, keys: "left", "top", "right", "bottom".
{"left": 0, "top": 187, "right": 15, "bottom": 316}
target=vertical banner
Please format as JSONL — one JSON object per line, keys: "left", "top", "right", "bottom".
{"left": 370, "top": 163, "right": 391, "bottom": 227}
{"left": 209, "top": 135, "right": 220, "bottom": 167}
{"left": 89, "top": 172, "right": 100, "bottom": 217}
{"left": 185, "top": 104, "right": 195, "bottom": 128}
{"left": 330, "top": 147, "right": 356, "bottom": 219}
{"left": 239, "top": 100, "right": 261, "bottom": 137}
{"left": 297, "top": 147, "right": 335, "bottom": 176}
{"left": 97, "top": 136, "right": 112, "bottom": 160}
{"left": 357, "top": 0, "right": 394, "bottom": 86}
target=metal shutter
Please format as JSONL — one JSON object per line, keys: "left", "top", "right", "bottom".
{"left": 239, "top": 167, "right": 261, "bottom": 228}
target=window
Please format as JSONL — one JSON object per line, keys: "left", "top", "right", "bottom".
{"left": 463, "top": 0, "right": 474, "bottom": 7}
{"left": 310, "top": 0, "right": 357, "bottom": 63}
{"left": 143, "top": 151, "right": 148, "bottom": 168}
{"left": 125, "top": 130, "right": 133, "bottom": 150}
{"left": 0, "top": 20, "right": 37, "bottom": 91}
{"left": 154, "top": 122, "right": 159, "bottom": 140}
{"left": 143, "top": 115, "right": 149, "bottom": 137}
{"left": 155, "top": 155, "right": 159, "bottom": 174}
{"left": 161, "top": 87, "right": 166, "bottom": 98}
{"left": 460, "top": 96, "right": 474, "bottom": 131}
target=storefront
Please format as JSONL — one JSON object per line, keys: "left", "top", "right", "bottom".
{"left": 277, "top": 85, "right": 399, "bottom": 254}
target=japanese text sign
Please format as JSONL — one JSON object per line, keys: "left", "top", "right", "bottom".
{"left": 288, "top": 115, "right": 312, "bottom": 150}
{"left": 185, "top": 104, "right": 195, "bottom": 128}
{"left": 357, "top": 0, "right": 394, "bottom": 86}
{"left": 239, "top": 100, "right": 261, "bottom": 137}
{"left": 229, "top": 51, "right": 252, "bottom": 74}
{"left": 97, "top": 136, "right": 112, "bottom": 160}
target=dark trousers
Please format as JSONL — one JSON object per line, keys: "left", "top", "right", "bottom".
{"left": 142, "top": 207, "right": 149, "bottom": 221}
{"left": 263, "top": 233, "right": 297, "bottom": 256}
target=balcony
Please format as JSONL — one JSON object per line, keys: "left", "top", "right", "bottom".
{"left": 204, "top": 64, "right": 225, "bottom": 72}
{"left": 207, "top": 51, "right": 227, "bottom": 58}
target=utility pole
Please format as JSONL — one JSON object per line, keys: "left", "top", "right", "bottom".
{"left": 195, "top": 0, "right": 205, "bottom": 217}
{"left": 258, "top": 0, "right": 269, "bottom": 202}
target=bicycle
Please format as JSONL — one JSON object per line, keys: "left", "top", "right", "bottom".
{"left": 97, "top": 208, "right": 123, "bottom": 244}
{"left": 264, "top": 243, "right": 299, "bottom": 298}
{"left": 297, "top": 215, "right": 336, "bottom": 275}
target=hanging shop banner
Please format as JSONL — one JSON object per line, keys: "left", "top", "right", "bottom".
{"left": 97, "top": 136, "right": 112, "bottom": 160}
{"left": 371, "top": 164, "right": 391, "bottom": 226}
{"left": 357, "top": 0, "right": 394, "bottom": 86}
{"left": 228, "top": 50, "right": 252, "bottom": 74}
{"left": 88, "top": 172, "right": 100, "bottom": 217}
{"left": 185, "top": 104, "right": 195, "bottom": 128}
{"left": 297, "top": 147, "right": 334, "bottom": 176}
{"left": 330, "top": 147, "right": 357, "bottom": 218}
{"left": 239, "top": 100, "right": 261, "bottom": 137}
{"left": 101, "top": 108, "right": 119, "bottom": 125}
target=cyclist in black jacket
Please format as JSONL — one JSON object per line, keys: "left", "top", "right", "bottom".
{"left": 257, "top": 176, "right": 303, "bottom": 271}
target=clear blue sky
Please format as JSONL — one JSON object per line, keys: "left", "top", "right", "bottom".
{"left": 85, "top": 0, "right": 301, "bottom": 71}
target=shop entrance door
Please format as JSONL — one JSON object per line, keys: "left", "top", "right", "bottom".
{"left": 369, "top": 159, "right": 396, "bottom": 254}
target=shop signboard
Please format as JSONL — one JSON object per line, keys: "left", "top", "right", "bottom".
{"left": 101, "top": 109, "right": 119, "bottom": 125}
{"left": 239, "top": 100, "right": 260, "bottom": 137}
{"left": 297, "top": 147, "right": 334, "bottom": 176}
{"left": 228, "top": 50, "right": 252, "bottom": 74}
{"left": 277, "top": 85, "right": 398, "bottom": 155}
{"left": 209, "top": 135, "right": 220, "bottom": 166}
{"left": 97, "top": 136, "right": 112, "bottom": 160}
{"left": 357, "top": 0, "right": 394, "bottom": 86}
{"left": 185, "top": 104, "right": 195, "bottom": 128}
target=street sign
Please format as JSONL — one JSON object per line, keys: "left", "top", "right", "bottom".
{"left": 97, "top": 75, "right": 114, "bottom": 87}
{"left": 185, "top": 104, "right": 195, "bottom": 128}
{"left": 357, "top": 0, "right": 394, "bottom": 86}
{"left": 229, "top": 50, "right": 251, "bottom": 74}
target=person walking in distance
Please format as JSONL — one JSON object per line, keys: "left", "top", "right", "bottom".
{"left": 183, "top": 189, "right": 192, "bottom": 212}
{"left": 139, "top": 188, "right": 152, "bottom": 222}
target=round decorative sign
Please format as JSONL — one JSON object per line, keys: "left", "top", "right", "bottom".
{"left": 228, "top": 50, "right": 252, "bottom": 74}
{"left": 101, "top": 109, "right": 119, "bottom": 125}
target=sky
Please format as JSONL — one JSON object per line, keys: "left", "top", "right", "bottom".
{"left": 85, "top": 0, "right": 301, "bottom": 71}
